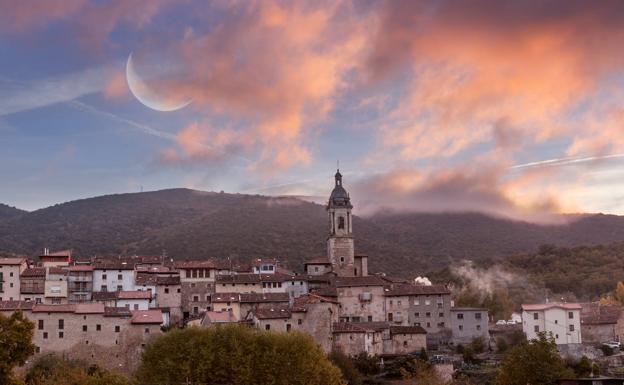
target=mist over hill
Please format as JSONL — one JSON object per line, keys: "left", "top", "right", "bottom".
{"left": 2, "top": 188, "right": 624, "bottom": 277}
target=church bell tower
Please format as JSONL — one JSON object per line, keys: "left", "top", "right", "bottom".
{"left": 327, "top": 169, "right": 355, "bottom": 276}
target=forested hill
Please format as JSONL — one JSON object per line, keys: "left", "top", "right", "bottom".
{"left": 0, "top": 203, "right": 26, "bottom": 220}
{"left": 2, "top": 188, "right": 624, "bottom": 277}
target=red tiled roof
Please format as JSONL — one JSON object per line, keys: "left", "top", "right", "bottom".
{"left": 135, "top": 265, "right": 172, "bottom": 273}
{"left": 581, "top": 303, "right": 622, "bottom": 325}
{"left": 156, "top": 276, "right": 180, "bottom": 285}
{"left": 522, "top": 303, "right": 582, "bottom": 311}
{"left": 75, "top": 303, "right": 105, "bottom": 314}
{"left": 173, "top": 260, "right": 218, "bottom": 269}
{"left": 253, "top": 307, "right": 291, "bottom": 320}
{"left": 310, "top": 286, "right": 338, "bottom": 297}
{"left": 131, "top": 310, "right": 162, "bottom": 324}
{"left": 92, "top": 291, "right": 117, "bottom": 301}
{"left": 0, "top": 300, "right": 34, "bottom": 311}
{"left": 202, "top": 311, "right": 237, "bottom": 324}
{"left": 135, "top": 274, "right": 158, "bottom": 286}
{"left": 212, "top": 293, "right": 240, "bottom": 303}
{"left": 46, "top": 250, "right": 72, "bottom": 257}
{"left": 104, "top": 307, "right": 132, "bottom": 317}
{"left": 32, "top": 304, "right": 76, "bottom": 313}
{"left": 0, "top": 257, "right": 27, "bottom": 265}
{"left": 21, "top": 268, "right": 46, "bottom": 277}
{"left": 216, "top": 274, "right": 262, "bottom": 284}
{"left": 293, "top": 293, "right": 338, "bottom": 312}
{"left": 48, "top": 267, "right": 68, "bottom": 275}
{"left": 384, "top": 284, "right": 451, "bottom": 296}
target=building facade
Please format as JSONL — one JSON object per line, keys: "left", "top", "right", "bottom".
{"left": 522, "top": 303, "right": 582, "bottom": 344}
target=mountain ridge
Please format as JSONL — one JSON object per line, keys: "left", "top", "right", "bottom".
{"left": 2, "top": 188, "right": 624, "bottom": 277}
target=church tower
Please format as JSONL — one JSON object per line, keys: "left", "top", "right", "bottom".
{"left": 327, "top": 169, "right": 356, "bottom": 276}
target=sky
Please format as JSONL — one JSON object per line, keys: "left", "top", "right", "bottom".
{"left": 1, "top": 0, "right": 624, "bottom": 223}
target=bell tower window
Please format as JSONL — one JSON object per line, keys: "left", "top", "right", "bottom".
{"left": 338, "top": 216, "right": 345, "bottom": 230}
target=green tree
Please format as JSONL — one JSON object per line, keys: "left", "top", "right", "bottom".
{"left": 614, "top": 281, "right": 624, "bottom": 305}
{"left": 328, "top": 350, "right": 362, "bottom": 385}
{"left": 0, "top": 311, "right": 35, "bottom": 385}
{"left": 496, "top": 333, "right": 574, "bottom": 385}
{"left": 25, "top": 353, "right": 128, "bottom": 385}
{"left": 134, "top": 324, "right": 343, "bottom": 385}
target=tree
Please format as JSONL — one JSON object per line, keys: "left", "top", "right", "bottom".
{"left": 0, "top": 311, "right": 35, "bottom": 385}
{"left": 614, "top": 281, "right": 624, "bottom": 305}
{"left": 25, "top": 353, "right": 128, "bottom": 385}
{"left": 134, "top": 324, "right": 343, "bottom": 385}
{"left": 496, "top": 333, "right": 574, "bottom": 385}
{"left": 328, "top": 350, "right": 362, "bottom": 385}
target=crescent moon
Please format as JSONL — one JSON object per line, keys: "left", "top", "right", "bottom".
{"left": 126, "top": 52, "right": 192, "bottom": 112}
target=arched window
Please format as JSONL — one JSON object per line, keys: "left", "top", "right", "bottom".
{"left": 338, "top": 216, "right": 345, "bottom": 229}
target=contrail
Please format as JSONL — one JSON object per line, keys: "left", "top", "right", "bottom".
{"left": 68, "top": 100, "right": 252, "bottom": 163}
{"left": 510, "top": 153, "right": 624, "bottom": 170}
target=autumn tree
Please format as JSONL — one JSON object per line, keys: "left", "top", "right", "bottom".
{"left": 25, "top": 353, "right": 128, "bottom": 385}
{"left": 496, "top": 333, "right": 574, "bottom": 385}
{"left": 0, "top": 311, "right": 35, "bottom": 385}
{"left": 614, "top": 281, "right": 624, "bottom": 305}
{"left": 134, "top": 324, "right": 343, "bottom": 385}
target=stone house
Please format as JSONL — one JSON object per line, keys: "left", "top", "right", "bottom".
{"left": 384, "top": 284, "right": 452, "bottom": 335}
{"left": 522, "top": 303, "right": 582, "bottom": 344}
{"left": 291, "top": 293, "right": 340, "bottom": 352}
{"left": 580, "top": 302, "right": 624, "bottom": 343}
{"left": 450, "top": 307, "right": 489, "bottom": 345}
{"left": 248, "top": 307, "right": 293, "bottom": 332}
{"left": 0, "top": 257, "right": 28, "bottom": 301}
{"left": 333, "top": 322, "right": 427, "bottom": 356}
{"left": 334, "top": 276, "right": 387, "bottom": 322}
{"left": 154, "top": 276, "right": 182, "bottom": 324}
{"left": 176, "top": 260, "right": 219, "bottom": 317}
{"left": 92, "top": 290, "right": 152, "bottom": 310}
{"left": 92, "top": 261, "right": 136, "bottom": 292}
{"left": 304, "top": 257, "right": 333, "bottom": 276}
{"left": 44, "top": 267, "right": 69, "bottom": 305}
{"left": 2, "top": 302, "right": 163, "bottom": 374}
{"left": 20, "top": 267, "right": 46, "bottom": 303}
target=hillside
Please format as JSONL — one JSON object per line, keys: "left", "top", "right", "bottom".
{"left": 2, "top": 188, "right": 624, "bottom": 277}
{"left": 0, "top": 203, "right": 26, "bottom": 220}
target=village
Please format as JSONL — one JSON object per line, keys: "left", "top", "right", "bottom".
{"left": 1, "top": 171, "right": 624, "bottom": 384}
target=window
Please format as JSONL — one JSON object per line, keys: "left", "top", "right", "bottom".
{"left": 425, "top": 299, "right": 431, "bottom": 306}
{"left": 568, "top": 312, "right": 574, "bottom": 319}
{"left": 164, "top": 288, "right": 169, "bottom": 294}
{"left": 35, "top": 346, "right": 40, "bottom": 353}
{"left": 286, "top": 324, "right": 291, "bottom": 332}
{"left": 475, "top": 312, "right": 482, "bottom": 320}
{"left": 533, "top": 312, "right": 538, "bottom": 320}
{"left": 298, "top": 319, "right": 303, "bottom": 325}
{"left": 554, "top": 320, "right": 558, "bottom": 324}
{"left": 101, "top": 285, "right": 107, "bottom": 292}
{"left": 145, "top": 328, "right": 150, "bottom": 334}
{"left": 439, "top": 312, "right": 444, "bottom": 318}
{"left": 102, "top": 274, "right": 107, "bottom": 280}
{"left": 438, "top": 322, "right": 445, "bottom": 327}
{"left": 476, "top": 325, "right": 481, "bottom": 331}
{"left": 116, "top": 285, "right": 122, "bottom": 291}
{"left": 338, "top": 216, "right": 345, "bottom": 229}
{"left": 415, "top": 312, "right": 420, "bottom": 317}
{"left": 58, "top": 319, "right": 64, "bottom": 330}
{"left": 389, "top": 300, "right": 393, "bottom": 306}
{"left": 388, "top": 313, "right": 393, "bottom": 321}
{"left": 397, "top": 300, "right": 402, "bottom": 306}
{"left": 96, "top": 324, "right": 101, "bottom": 331}
{"left": 193, "top": 307, "right": 198, "bottom": 314}
{"left": 458, "top": 325, "right": 463, "bottom": 331}
{"left": 59, "top": 332, "right": 63, "bottom": 338}
{"left": 43, "top": 332, "right": 48, "bottom": 339}
{"left": 368, "top": 316, "right": 373, "bottom": 322}
{"left": 265, "top": 324, "right": 270, "bottom": 331}
{"left": 426, "top": 312, "right": 431, "bottom": 318}
{"left": 556, "top": 334, "right": 559, "bottom": 339}
{"left": 569, "top": 324, "right": 575, "bottom": 332}
{"left": 177, "top": 288, "right": 181, "bottom": 293}
{"left": 414, "top": 322, "right": 421, "bottom": 326}
{"left": 82, "top": 325, "right": 87, "bottom": 332}
{"left": 314, "top": 267, "right": 319, "bottom": 272}
{"left": 117, "top": 274, "right": 123, "bottom": 280}
{"left": 456, "top": 313, "right": 464, "bottom": 320}
{"left": 134, "top": 304, "right": 139, "bottom": 310}
{"left": 340, "top": 257, "right": 344, "bottom": 263}
{"left": 193, "top": 295, "right": 199, "bottom": 302}
{"left": 403, "top": 341, "right": 408, "bottom": 347}
{"left": 38, "top": 320, "right": 44, "bottom": 330}
{"left": 534, "top": 325, "right": 539, "bottom": 332}
{"left": 115, "top": 326, "right": 120, "bottom": 333}
{"left": 414, "top": 299, "right": 420, "bottom": 305}
{"left": 426, "top": 322, "right": 431, "bottom": 328}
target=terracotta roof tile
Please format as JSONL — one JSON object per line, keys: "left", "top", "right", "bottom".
{"left": 522, "top": 303, "right": 582, "bottom": 311}
{"left": 202, "top": 311, "right": 237, "bottom": 325}
{"left": 333, "top": 321, "right": 389, "bottom": 333}
{"left": 21, "top": 268, "right": 46, "bottom": 277}
{"left": 0, "top": 257, "right": 27, "bottom": 265}
{"left": 304, "top": 256, "right": 331, "bottom": 265}
{"left": 0, "top": 300, "right": 34, "bottom": 311}
{"left": 131, "top": 310, "right": 162, "bottom": 324}
{"left": 384, "top": 284, "right": 451, "bottom": 296}
{"left": 75, "top": 303, "right": 105, "bottom": 314}
{"left": 68, "top": 265, "right": 94, "bottom": 272}
{"left": 211, "top": 293, "right": 240, "bottom": 303}
{"left": 240, "top": 292, "right": 290, "bottom": 303}
{"left": 104, "top": 307, "right": 132, "bottom": 317}
{"left": 117, "top": 291, "right": 152, "bottom": 300}
{"left": 389, "top": 325, "right": 427, "bottom": 335}
{"left": 253, "top": 307, "right": 291, "bottom": 319}
{"left": 32, "top": 304, "right": 76, "bottom": 313}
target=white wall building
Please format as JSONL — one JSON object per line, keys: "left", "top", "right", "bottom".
{"left": 92, "top": 262, "right": 136, "bottom": 292}
{"left": 522, "top": 303, "right": 582, "bottom": 345}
